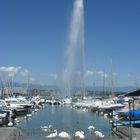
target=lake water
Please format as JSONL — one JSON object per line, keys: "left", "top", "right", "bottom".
{"left": 16, "top": 105, "right": 121, "bottom": 140}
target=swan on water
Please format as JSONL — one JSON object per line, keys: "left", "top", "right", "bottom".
{"left": 14, "top": 118, "right": 18, "bottom": 121}
{"left": 34, "top": 108, "right": 39, "bottom": 112}
{"left": 41, "top": 124, "right": 52, "bottom": 132}
{"left": 75, "top": 131, "right": 85, "bottom": 139}
{"left": 104, "top": 113, "right": 108, "bottom": 117}
{"left": 48, "top": 124, "right": 52, "bottom": 128}
{"left": 26, "top": 114, "right": 32, "bottom": 117}
{"left": 41, "top": 126, "right": 48, "bottom": 129}
{"left": 95, "top": 111, "right": 98, "bottom": 114}
{"left": 14, "top": 118, "right": 20, "bottom": 123}
{"left": 46, "top": 129, "right": 57, "bottom": 138}
{"left": 103, "top": 113, "right": 108, "bottom": 119}
{"left": 113, "top": 115, "right": 119, "bottom": 120}
{"left": 58, "top": 131, "right": 71, "bottom": 139}
{"left": 15, "top": 119, "right": 20, "bottom": 123}
{"left": 100, "top": 112, "right": 103, "bottom": 115}
{"left": 41, "top": 126, "right": 49, "bottom": 131}
{"left": 94, "top": 131, "right": 104, "bottom": 138}
{"left": 8, "top": 121, "right": 13, "bottom": 127}
{"left": 32, "top": 110, "right": 35, "bottom": 113}
{"left": 88, "top": 125, "right": 95, "bottom": 131}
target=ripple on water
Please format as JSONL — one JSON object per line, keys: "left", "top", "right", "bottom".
{"left": 17, "top": 105, "right": 120, "bottom": 140}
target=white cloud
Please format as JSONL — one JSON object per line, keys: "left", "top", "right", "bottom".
{"left": 98, "top": 71, "right": 108, "bottom": 79}
{"left": 0, "top": 66, "right": 7, "bottom": 72}
{"left": 97, "top": 71, "right": 104, "bottom": 75}
{"left": 82, "top": 69, "right": 109, "bottom": 80}
{"left": 30, "top": 77, "right": 35, "bottom": 82}
{"left": 20, "top": 69, "right": 35, "bottom": 82}
{"left": 49, "top": 73, "right": 58, "bottom": 80}
{"left": 0, "top": 66, "right": 21, "bottom": 77}
{"left": 85, "top": 70, "right": 96, "bottom": 77}
{"left": 20, "top": 69, "right": 29, "bottom": 77}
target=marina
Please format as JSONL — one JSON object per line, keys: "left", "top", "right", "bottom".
{"left": 0, "top": 0, "right": 139, "bottom": 139}
{"left": 0, "top": 97, "right": 122, "bottom": 140}
{"left": 18, "top": 105, "right": 119, "bottom": 140}
{"left": 0, "top": 91, "right": 140, "bottom": 140}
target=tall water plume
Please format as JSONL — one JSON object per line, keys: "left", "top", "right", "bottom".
{"left": 63, "top": 0, "right": 85, "bottom": 97}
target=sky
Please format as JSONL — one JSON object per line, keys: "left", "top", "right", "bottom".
{"left": 0, "top": 0, "right": 140, "bottom": 88}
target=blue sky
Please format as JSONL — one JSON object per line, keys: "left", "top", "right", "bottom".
{"left": 0, "top": 0, "right": 140, "bottom": 87}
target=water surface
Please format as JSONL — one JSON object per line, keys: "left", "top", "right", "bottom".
{"left": 17, "top": 105, "right": 120, "bottom": 140}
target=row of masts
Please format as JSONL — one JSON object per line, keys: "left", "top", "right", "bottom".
{"left": 0, "top": 72, "right": 31, "bottom": 98}
{"left": 64, "top": 68, "right": 139, "bottom": 98}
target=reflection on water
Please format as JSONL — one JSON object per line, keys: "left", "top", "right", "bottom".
{"left": 17, "top": 105, "right": 120, "bottom": 140}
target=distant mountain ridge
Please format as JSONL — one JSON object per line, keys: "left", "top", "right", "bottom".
{"left": 0, "top": 81, "right": 136, "bottom": 93}
{"left": 12, "top": 82, "right": 58, "bottom": 90}
{"left": 7, "top": 82, "right": 137, "bottom": 93}
{"left": 85, "top": 85, "right": 137, "bottom": 93}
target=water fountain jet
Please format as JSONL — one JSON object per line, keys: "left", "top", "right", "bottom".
{"left": 63, "top": 0, "right": 85, "bottom": 97}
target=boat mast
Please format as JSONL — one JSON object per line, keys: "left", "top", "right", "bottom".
{"left": 27, "top": 72, "right": 30, "bottom": 97}
{"left": 0, "top": 76, "right": 4, "bottom": 98}
{"left": 93, "top": 82, "right": 96, "bottom": 97}
{"left": 110, "top": 59, "right": 114, "bottom": 97}
{"left": 103, "top": 70, "right": 106, "bottom": 98}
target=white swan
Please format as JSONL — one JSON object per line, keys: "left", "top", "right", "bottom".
{"left": 48, "top": 124, "right": 52, "bottom": 129}
{"left": 104, "top": 113, "right": 108, "bottom": 117}
{"left": 41, "top": 126, "right": 48, "bottom": 129}
{"left": 75, "top": 131, "right": 85, "bottom": 139}
{"left": 46, "top": 129, "right": 57, "bottom": 138}
{"left": 88, "top": 125, "right": 95, "bottom": 131}
{"left": 34, "top": 108, "right": 39, "bottom": 112}
{"left": 41, "top": 124, "right": 52, "bottom": 132}
{"left": 26, "top": 114, "right": 32, "bottom": 117}
{"left": 113, "top": 115, "right": 119, "bottom": 120}
{"left": 41, "top": 126, "right": 48, "bottom": 131}
{"left": 15, "top": 119, "right": 20, "bottom": 123}
{"left": 94, "top": 131, "right": 104, "bottom": 138}
{"left": 58, "top": 131, "right": 71, "bottom": 139}
{"left": 8, "top": 121, "right": 13, "bottom": 127}
{"left": 14, "top": 118, "right": 18, "bottom": 121}
{"left": 100, "top": 112, "right": 103, "bottom": 115}
{"left": 14, "top": 118, "right": 20, "bottom": 123}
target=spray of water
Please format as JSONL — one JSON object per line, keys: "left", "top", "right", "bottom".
{"left": 63, "top": 0, "right": 85, "bottom": 97}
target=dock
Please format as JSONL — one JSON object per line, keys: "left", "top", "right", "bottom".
{"left": 113, "top": 126, "right": 140, "bottom": 140}
{"left": 0, "top": 127, "right": 22, "bottom": 140}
